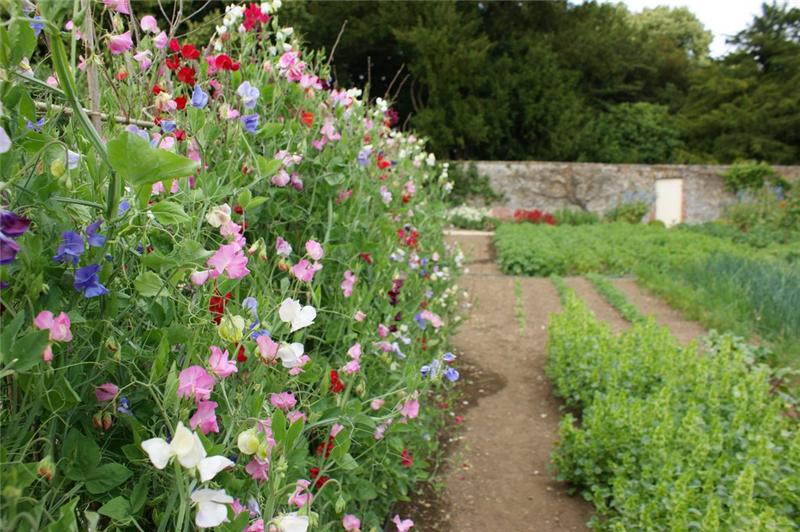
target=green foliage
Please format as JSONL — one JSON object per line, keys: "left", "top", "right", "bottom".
{"left": 446, "top": 162, "right": 503, "bottom": 206}
{"left": 548, "top": 296, "right": 799, "bottom": 529}
{"left": 603, "top": 201, "right": 650, "bottom": 224}
{"left": 585, "top": 273, "right": 645, "bottom": 324}
{"left": 553, "top": 208, "right": 599, "bottom": 226}
{"left": 722, "top": 161, "right": 785, "bottom": 192}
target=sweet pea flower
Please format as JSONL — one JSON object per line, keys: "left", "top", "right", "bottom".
{"left": 133, "top": 50, "right": 152, "bottom": 71}
{"left": 154, "top": 31, "right": 168, "bottom": 49}
{"left": 190, "top": 400, "right": 220, "bottom": 434}
{"left": 241, "top": 113, "right": 260, "bottom": 133}
{"left": 245, "top": 456, "right": 269, "bottom": 482}
{"left": 420, "top": 309, "right": 444, "bottom": 329}
{"left": 270, "top": 392, "right": 297, "bottom": 411}
{"left": 0, "top": 126, "right": 11, "bottom": 154}
{"left": 276, "top": 343, "right": 305, "bottom": 369}
{"left": 278, "top": 298, "right": 316, "bottom": 332}
{"left": 399, "top": 398, "right": 420, "bottom": 419}
{"left": 95, "top": 382, "right": 119, "bottom": 402}
{"left": 191, "top": 488, "right": 234, "bottom": 528}
{"left": 377, "top": 324, "right": 390, "bottom": 337}
{"left": 256, "top": 334, "right": 279, "bottom": 363}
{"left": 287, "top": 479, "right": 312, "bottom": 508}
{"left": 304, "top": 240, "right": 323, "bottom": 260}
{"left": 192, "top": 84, "right": 209, "bottom": 109}
{"left": 343, "top": 515, "right": 361, "bottom": 532}
{"left": 103, "top": 0, "right": 130, "bottom": 14}
{"left": 272, "top": 169, "right": 290, "bottom": 187}
{"left": 73, "top": 264, "right": 109, "bottom": 298}
{"left": 341, "top": 270, "right": 357, "bottom": 297}
{"left": 275, "top": 236, "right": 292, "bottom": 257}
{"left": 177, "top": 365, "right": 215, "bottom": 402}
{"left": 53, "top": 231, "right": 84, "bottom": 264}
{"left": 208, "top": 346, "right": 237, "bottom": 378}
{"left": 142, "top": 422, "right": 233, "bottom": 477}
{"left": 208, "top": 243, "right": 250, "bottom": 279}
{"left": 206, "top": 203, "right": 232, "bottom": 227}
{"left": 34, "top": 311, "right": 72, "bottom": 342}
{"left": 237, "top": 81, "right": 260, "bottom": 109}
{"left": 354, "top": 310, "right": 367, "bottom": 322}
{"left": 108, "top": 31, "right": 133, "bottom": 55}
{"left": 370, "top": 398, "right": 385, "bottom": 410}
{"left": 190, "top": 269, "right": 212, "bottom": 286}
{"left": 140, "top": 15, "right": 159, "bottom": 33}
{"left": 392, "top": 515, "right": 414, "bottom": 532}
{"left": 290, "top": 259, "right": 322, "bottom": 282}
{"left": 218, "top": 314, "right": 246, "bottom": 344}
{"left": 275, "top": 513, "right": 309, "bottom": 532}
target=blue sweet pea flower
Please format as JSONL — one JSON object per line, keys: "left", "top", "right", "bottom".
{"left": 25, "top": 118, "right": 45, "bottom": 131}
{"left": 117, "top": 198, "right": 131, "bottom": 217}
{"left": 161, "top": 120, "right": 176, "bottom": 133}
{"left": 29, "top": 16, "right": 45, "bottom": 37}
{"left": 357, "top": 146, "right": 372, "bottom": 166}
{"left": 236, "top": 81, "right": 260, "bottom": 109}
{"left": 442, "top": 352, "right": 456, "bottom": 363}
{"left": 74, "top": 264, "right": 109, "bottom": 298}
{"left": 191, "top": 84, "right": 209, "bottom": 109}
{"left": 53, "top": 231, "right": 85, "bottom": 264}
{"left": 250, "top": 328, "right": 271, "bottom": 340}
{"left": 444, "top": 367, "right": 460, "bottom": 382}
{"left": 413, "top": 312, "right": 427, "bottom": 330}
{"left": 118, "top": 396, "right": 132, "bottom": 415}
{"left": 241, "top": 114, "right": 259, "bottom": 134}
{"left": 125, "top": 124, "right": 150, "bottom": 142}
{"left": 421, "top": 359, "right": 441, "bottom": 379}
{"left": 86, "top": 220, "right": 106, "bottom": 247}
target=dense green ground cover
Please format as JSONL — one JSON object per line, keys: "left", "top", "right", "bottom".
{"left": 495, "top": 223, "right": 800, "bottom": 366}
{"left": 548, "top": 295, "right": 799, "bottom": 530}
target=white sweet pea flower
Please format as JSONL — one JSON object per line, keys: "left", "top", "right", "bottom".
{"left": 277, "top": 342, "right": 305, "bottom": 368}
{"left": 278, "top": 298, "right": 316, "bottom": 332}
{"left": 191, "top": 488, "right": 234, "bottom": 528}
{"left": 141, "top": 422, "right": 234, "bottom": 480}
{"left": 206, "top": 204, "right": 232, "bottom": 227}
{"left": 275, "top": 512, "right": 309, "bottom": 532}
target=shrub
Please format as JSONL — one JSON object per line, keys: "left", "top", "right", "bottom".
{"left": 445, "top": 162, "right": 504, "bottom": 206}
{"left": 548, "top": 295, "right": 799, "bottom": 530}
{"left": 604, "top": 200, "right": 649, "bottom": 223}
{"left": 553, "top": 208, "right": 599, "bottom": 226}
{"left": 722, "top": 161, "right": 788, "bottom": 193}
{"left": 0, "top": 3, "right": 461, "bottom": 530}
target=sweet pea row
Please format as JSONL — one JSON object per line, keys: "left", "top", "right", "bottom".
{"left": 0, "top": 2, "right": 461, "bottom": 531}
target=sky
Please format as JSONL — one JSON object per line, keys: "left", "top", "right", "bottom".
{"left": 606, "top": 0, "right": 800, "bottom": 57}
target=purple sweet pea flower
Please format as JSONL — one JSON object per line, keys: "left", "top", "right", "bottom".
{"left": 0, "top": 209, "right": 31, "bottom": 265}
{"left": 86, "top": 220, "right": 106, "bottom": 247}
{"left": 161, "top": 120, "right": 176, "bottom": 133}
{"left": 442, "top": 352, "right": 456, "bottom": 363}
{"left": 117, "top": 198, "right": 131, "bottom": 217}
{"left": 29, "top": 16, "right": 45, "bottom": 37}
{"left": 241, "top": 114, "right": 259, "bottom": 134}
{"left": 191, "top": 84, "right": 209, "bottom": 109}
{"left": 125, "top": 124, "right": 150, "bottom": 142}
{"left": 25, "top": 118, "right": 45, "bottom": 132}
{"left": 413, "top": 312, "right": 427, "bottom": 330}
{"left": 53, "top": 231, "right": 85, "bottom": 264}
{"left": 357, "top": 146, "right": 372, "bottom": 167}
{"left": 236, "top": 81, "right": 260, "bottom": 109}
{"left": 444, "top": 367, "right": 460, "bottom": 382}
{"left": 74, "top": 264, "right": 108, "bottom": 298}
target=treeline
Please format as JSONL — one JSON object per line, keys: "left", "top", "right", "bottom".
{"left": 276, "top": 1, "right": 800, "bottom": 164}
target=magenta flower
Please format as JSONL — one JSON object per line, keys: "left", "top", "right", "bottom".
{"left": 95, "top": 382, "right": 119, "bottom": 402}
{"left": 190, "top": 400, "right": 220, "bottom": 434}
{"left": 103, "top": 0, "right": 130, "bottom": 14}
{"left": 256, "top": 335, "right": 279, "bottom": 363}
{"left": 304, "top": 240, "right": 324, "bottom": 261}
{"left": 177, "top": 365, "right": 215, "bottom": 402}
{"left": 377, "top": 324, "right": 389, "bottom": 338}
{"left": 392, "top": 515, "right": 414, "bottom": 532}
{"left": 207, "top": 243, "right": 250, "bottom": 279}
{"left": 108, "top": 31, "right": 133, "bottom": 55}
{"left": 34, "top": 311, "right": 72, "bottom": 342}
{"left": 140, "top": 15, "right": 159, "bottom": 33}
{"left": 287, "top": 479, "right": 312, "bottom": 508}
{"left": 370, "top": 398, "right": 385, "bottom": 411}
{"left": 343, "top": 515, "right": 361, "bottom": 532}
{"left": 342, "top": 359, "right": 361, "bottom": 374}
{"left": 347, "top": 343, "right": 362, "bottom": 360}
{"left": 208, "top": 346, "right": 237, "bottom": 378}
{"left": 290, "top": 259, "right": 322, "bottom": 283}
{"left": 330, "top": 423, "right": 344, "bottom": 438}
{"left": 275, "top": 236, "right": 292, "bottom": 257}
{"left": 269, "top": 392, "right": 297, "bottom": 411}
{"left": 245, "top": 457, "right": 269, "bottom": 482}
{"left": 153, "top": 31, "right": 168, "bottom": 49}
{"left": 399, "top": 398, "right": 420, "bottom": 419}
{"left": 341, "top": 270, "right": 357, "bottom": 297}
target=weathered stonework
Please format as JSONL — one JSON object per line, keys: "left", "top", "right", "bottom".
{"left": 466, "top": 161, "right": 800, "bottom": 224}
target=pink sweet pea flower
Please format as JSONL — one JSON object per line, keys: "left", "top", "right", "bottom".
{"left": 343, "top": 515, "right": 361, "bottom": 532}
{"left": 275, "top": 236, "right": 292, "bottom": 257}
{"left": 271, "top": 169, "right": 290, "bottom": 187}
{"left": 392, "top": 515, "right": 414, "bottom": 532}
{"left": 399, "top": 398, "right": 419, "bottom": 419}
{"left": 140, "top": 15, "right": 159, "bottom": 33}
{"left": 330, "top": 423, "right": 344, "bottom": 438}
{"left": 65, "top": 20, "right": 82, "bottom": 40}
{"left": 256, "top": 335, "right": 279, "bottom": 363}
{"left": 208, "top": 346, "right": 237, "bottom": 378}
{"left": 342, "top": 359, "right": 360, "bottom": 374}
{"left": 133, "top": 50, "right": 152, "bottom": 71}
{"left": 190, "top": 269, "right": 213, "bottom": 286}
{"left": 177, "top": 365, "right": 215, "bottom": 402}
{"left": 354, "top": 310, "right": 366, "bottom": 322}
{"left": 347, "top": 343, "right": 362, "bottom": 360}
{"left": 287, "top": 410, "right": 307, "bottom": 424}
{"left": 34, "top": 311, "right": 73, "bottom": 342}
{"left": 42, "top": 344, "right": 53, "bottom": 363}
{"left": 377, "top": 324, "right": 389, "bottom": 338}
{"left": 288, "top": 479, "right": 312, "bottom": 508}
{"left": 341, "top": 270, "right": 357, "bottom": 297}
{"left": 108, "top": 31, "right": 133, "bottom": 55}
{"left": 245, "top": 457, "right": 269, "bottom": 482}
{"left": 245, "top": 519, "right": 265, "bottom": 532}
{"left": 190, "top": 400, "right": 220, "bottom": 434}
{"left": 95, "top": 382, "right": 119, "bottom": 402}
{"left": 370, "top": 398, "right": 385, "bottom": 411}
{"left": 291, "top": 259, "right": 322, "bottom": 283}
{"left": 270, "top": 392, "right": 297, "bottom": 411}
{"left": 103, "top": 0, "right": 130, "bottom": 15}
{"left": 420, "top": 309, "right": 444, "bottom": 329}
{"left": 288, "top": 355, "right": 311, "bottom": 376}
{"left": 153, "top": 31, "right": 168, "bottom": 49}
{"left": 208, "top": 243, "right": 250, "bottom": 279}
{"left": 305, "top": 240, "right": 323, "bottom": 260}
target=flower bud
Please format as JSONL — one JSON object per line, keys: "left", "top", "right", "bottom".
{"left": 50, "top": 159, "right": 66, "bottom": 177}
{"left": 37, "top": 456, "right": 55, "bottom": 482}
{"left": 335, "top": 495, "right": 346, "bottom": 513}
{"left": 237, "top": 428, "right": 260, "bottom": 455}
{"left": 277, "top": 260, "right": 290, "bottom": 272}
{"left": 102, "top": 413, "right": 113, "bottom": 431}
{"left": 92, "top": 412, "right": 103, "bottom": 430}
{"left": 218, "top": 314, "right": 245, "bottom": 344}
{"left": 105, "top": 337, "right": 119, "bottom": 352}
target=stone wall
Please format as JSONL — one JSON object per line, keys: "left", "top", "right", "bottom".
{"left": 467, "top": 161, "right": 800, "bottom": 224}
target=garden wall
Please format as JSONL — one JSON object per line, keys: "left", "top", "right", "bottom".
{"left": 468, "top": 161, "right": 800, "bottom": 224}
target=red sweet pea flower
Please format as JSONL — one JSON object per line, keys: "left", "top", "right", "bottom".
{"left": 237, "top": 344, "right": 247, "bottom": 362}
{"left": 329, "top": 369, "right": 345, "bottom": 393}
{"left": 169, "top": 38, "right": 180, "bottom": 52}
{"left": 212, "top": 54, "right": 240, "bottom": 72}
{"left": 116, "top": 70, "right": 127, "bottom": 81}
{"left": 177, "top": 66, "right": 196, "bottom": 85}
{"left": 234, "top": 204, "right": 244, "bottom": 215}
{"left": 316, "top": 436, "right": 335, "bottom": 458}
{"left": 165, "top": 54, "right": 181, "bottom": 70}
{"left": 174, "top": 95, "right": 187, "bottom": 110}
{"left": 309, "top": 467, "right": 330, "bottom": 489}
{"left": 209, "top": 291, "right": 232, "bottom": 324}
{"left": 243, "top": 2, "right": 270, "bottom": 31}
{"left": 300, "top": 111, "right": 314, "bottom": 127}
{"left": 376, "top": 155, "right": 391, "bottom": 170}
{"left": 359, "top": 252, "right": 373, "bottom": 265}
{"left": 175, "top": 129, "right": 186, "bottom": 141}
{"left": 401, "top": 449, "right": 413, "bottom": 468}
{"left": 181, "top": 44, "right": 200, "bottom": 60}
{"left": 152, "top": 84, "right": 164, "bottom": 95}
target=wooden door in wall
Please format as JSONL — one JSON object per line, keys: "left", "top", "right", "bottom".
{"left": 655, "top": 178, "right": 683, "bottom": 227}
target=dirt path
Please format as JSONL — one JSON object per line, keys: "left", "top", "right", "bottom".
{"left": 611, "top": 278, "right": 707, "bottom": 346}
{"left": 563, "top": 277, "right": 629, "bottom": 333}
{"left": 406, "top": 234, "right": 592, "bottom": 531}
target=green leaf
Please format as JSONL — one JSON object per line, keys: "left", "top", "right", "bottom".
{"left": 285, "top": 418, "right": 305, "bottom": 450}
{"left": 336, "top": 452, "right": 358, "bottom": 471}
{"left": 272, "top": 408, "right": 287, "bottom": 444}
{"left": 8, "top": 16, "right": 36, "bottom": 66}
{"left": 0, "top": 311, "right": 25, "bottom": 361}
{"left": 130, "top": 477, "right": 149, "bottom": 513}
{"left": 107, "top": 132, "right": 198, "bottom": 208}
{"left": 256, "top": 155, "right": 282, "bottom": 178}
{"left": 353, "top": 478, "right": 378, "bottom": 501}
{"left": 98, "top": 496, "right": 131, "bottom": 521}
{"left": 134, "top": 271, "right": 163, "bottom": 297}
{"left": 150, "top": 201, "right": 190, "bottom": 225}
{"left": 260, "top": 122, "right": 283, "bottom": 139}
{"left": 85, "top": 463, "right": 132, "bottom": 494}
{"left": 62, "top": 429, "right": 100, "bottom": 481}
{"left": 7, "top": 330, "right": 50, "bottom": 372}
{"left": 42, "top": 497, "right": 78, "bottom": 531}
{"left": 246, "top": 196, "right": 268, "bottom": 210}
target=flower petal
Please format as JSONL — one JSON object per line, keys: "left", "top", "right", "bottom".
{"left": 198, "top": 455, "right": 234, "bottom": 482}
{"left": 141, "top": 438, "right": 172, "bottom": 469}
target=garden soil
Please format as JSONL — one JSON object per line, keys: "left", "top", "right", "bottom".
{"left": 399, "top": 234, "right": 593, "bottom": 531}
{"left": 562, "top": 277, "right": 629, "bottom": 334}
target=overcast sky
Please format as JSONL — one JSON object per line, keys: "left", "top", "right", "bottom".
{"left": 604, "top": 0, "right": 800, "bottom": 57}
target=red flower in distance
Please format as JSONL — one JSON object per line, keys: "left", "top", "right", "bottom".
{"left": 300, "top": 111, "right": 314, "bottom": 127}
{"left": 359, "top": 252, "right": 373, "bottom": 265}
{"left": 309, "top": 467, "right": 330, "bottom": 489}
{"left": 177, "top": 66, "right": 196, "bottom": 86}
{"left": 237, "top": 344, "right": 247, "bottom": 362}
{"left": 211, "top": 54, "right": 240, "bottom": 72}
{"left": 209, "top": 291, "right": 232, "bottom": 325}
{"left": 174, "top": 129, "right": 186, "bottom": 141}
{"left": 116, "top": 70, "right": 127, "bottom": 81}
{"left": 165, "top": 54, "right": 181, "bottom": 70}
{"left": 401, "top": 449, "right": 413, "bottom": 468}
{"left": 181, "top": 44, "right": 200, "bottom": 60}
{"left": 174, "top": 95, "right": 187, "bottom": 110}
{"left": 330, "top": 370, "right": 345, "bottom": 393}
{"left": 243, "top": 3, "right": 270, "bottom": 31}
{"left": 169, "top": 38, "right": 180, "bottom": 52}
